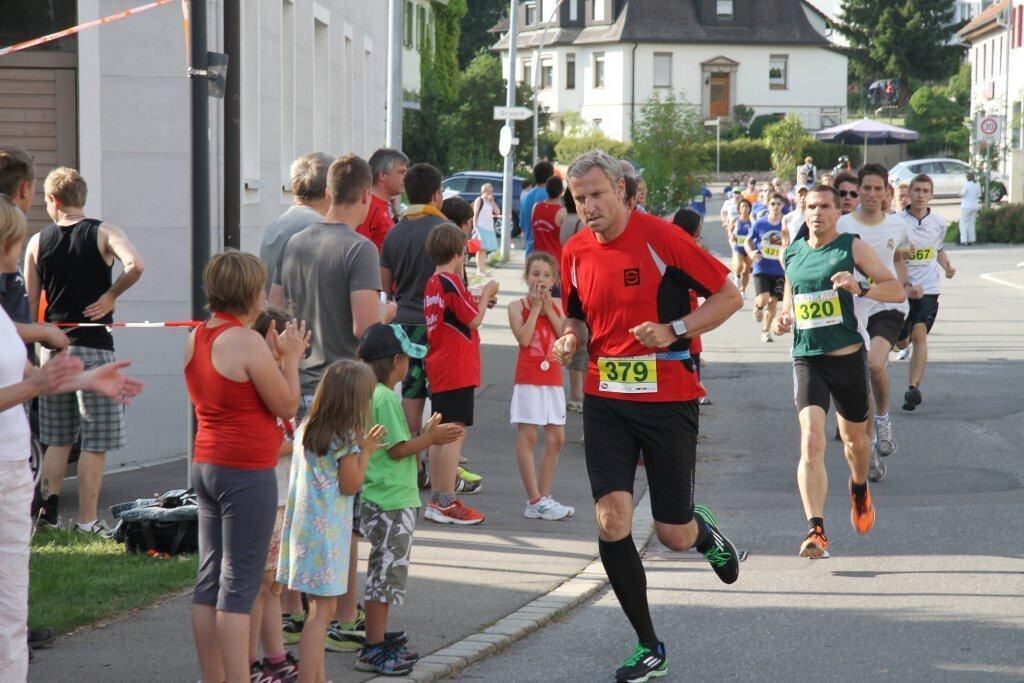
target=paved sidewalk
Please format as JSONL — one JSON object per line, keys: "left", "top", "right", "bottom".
{"left": 28, "top": 249, "right": 643, "bottom": 682}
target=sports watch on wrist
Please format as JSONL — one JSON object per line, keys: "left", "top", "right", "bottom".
{"left": 670, "top": 318, "right": 688, "bottom": 339}
{"left": 857, "top": 280, "right": 871, "bottom": 298}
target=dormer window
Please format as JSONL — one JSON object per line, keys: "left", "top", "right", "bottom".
{"left": 593, "top": 0, "right": 606, "bottom": 22}
{"left": 525, "top": 1, "right": 537, "bottom": 25}
{"left": 716, "top": 0, "right": 734, "bottom": 19}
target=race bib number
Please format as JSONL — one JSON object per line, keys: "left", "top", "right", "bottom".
{"left": 793, "top": 290, "right": 843, "bottom": 330}
{"left": 906, "top": 246, "right": 936, "bottom": 263}
{"left": 761, "top": 244, "right": 782, "bottom": 260}
{"left": 598, "top": 355, "right": 658, "bottom": 394}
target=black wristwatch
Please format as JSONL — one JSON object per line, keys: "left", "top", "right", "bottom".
{"left": 857, "top": 280, "right": 871, "bottom": 298}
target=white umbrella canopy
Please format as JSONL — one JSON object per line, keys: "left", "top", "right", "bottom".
{"left": 814, "top": 118, "right": 920, "bottom": 163}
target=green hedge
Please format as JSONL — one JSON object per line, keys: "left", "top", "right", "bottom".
{"left": 696, "top": 139, "right": 772, "bottom": 172}
{"left": 977, "top": 203, "right": 1024, "bottom": 243}
{"left": 695, "top": 138, "right": 863, "bottom": 174}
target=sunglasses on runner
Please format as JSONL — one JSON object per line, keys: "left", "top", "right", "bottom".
{"left": 838, "top": 190, "right": 859, "bottom": 198}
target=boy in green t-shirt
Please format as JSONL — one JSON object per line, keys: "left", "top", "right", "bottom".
{"left": 355, "top": 323, "right": 463, "bottom": 675}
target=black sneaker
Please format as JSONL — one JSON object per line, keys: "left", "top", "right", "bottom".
{"left": 417, "top": 465, "right": 430, "bottom": 490}
{"left": 615, "top": 642, "right": 668, "bottom": 682}
{"left": 28, "top": 627, "right": 56, "bottom": 649}
{"left": 37, "top": 495, "right": 60, "bottom": 530}
{"left": 693, "top": 505, "right": 740, "bottom": 585}
{"left": 281, "top": 613, "right": 304, "bottom": 645}
{"left": 902, "top": 386, "right": 922, "bottom": 411}
{"left": 248, "top": 659, "right": 276, "bottom": 683}
{"left": 262, "top": 652, "right": 298, "bottom": 682}
{"left": 354, "top": 641, "right": 413, "bottom": 676}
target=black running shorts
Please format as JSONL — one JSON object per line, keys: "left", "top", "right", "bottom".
{"left": 793, "top": 348, "right": 869, "bottom": 423}
{"left": 899, "top": 294, "right": 940, "bottom": 340}
{"left": 430, "top": 387, "right": 474, "bottom": 426}
{"left": 582, "top": 395, "right": 698, "bottom": 525}
{"left": 754, "top": 274, "right": 785, "bottom": 299}
{"left": 866, "top": 309, "right": 905, "bottom": 346}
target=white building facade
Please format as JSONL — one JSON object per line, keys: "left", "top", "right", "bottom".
{"left": 958, "top": 0, "right": 1024, "bottom": 201}
{"left": 492, "top": 0, "right": 848, "bottom": 142}
{"left": 0, "top": 0, "right": 395, "bottom": 469}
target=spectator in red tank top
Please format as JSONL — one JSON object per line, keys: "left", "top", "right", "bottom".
{"left": 184, "top": 250, "right": 310, "bottom": 683}
{"left": 356, "top": 148, "right": 408, "bottom": 251}
{"left": 507, "top": 252, "right": 574, "bottom": 521}
{"left": 531, "top": 176, "right": 565, "bottom": 262}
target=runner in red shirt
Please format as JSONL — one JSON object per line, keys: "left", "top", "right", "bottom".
{"left": 356, "top": 148, "right": 408, "bottom": 251}
{"left": 531, "top": 176, "right": 565, "bottom": 262}
{"left": 552, "top": 152, "right": 743, "bottom": 683}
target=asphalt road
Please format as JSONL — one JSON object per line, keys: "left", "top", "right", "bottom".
{"left": 458, "top": 197, "right": 1024, "bottom": 682}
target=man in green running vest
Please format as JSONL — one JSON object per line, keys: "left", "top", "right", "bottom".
{"left": 773, "top": 185, "right": 905, "bottom": 559}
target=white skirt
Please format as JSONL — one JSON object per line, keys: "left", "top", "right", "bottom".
{"left": 510, "top": 384, "right": 567, "bottom": 426}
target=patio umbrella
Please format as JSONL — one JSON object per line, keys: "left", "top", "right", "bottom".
{"left": 813, "top": 117, "right": 919, "bottom": 163}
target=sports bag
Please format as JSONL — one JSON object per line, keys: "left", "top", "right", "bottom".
{"left": 110, "top": 488, "right": 199, "bottom": 555}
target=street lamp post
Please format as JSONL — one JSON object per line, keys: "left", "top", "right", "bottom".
{"left": 500, "top": 0, "right": 520, "bottom": 260}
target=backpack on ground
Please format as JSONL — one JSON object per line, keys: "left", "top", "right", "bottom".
{"left": 110, "top": 488, "right": 199, "bottom": 555}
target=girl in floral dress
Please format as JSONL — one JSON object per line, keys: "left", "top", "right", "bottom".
{"left": 276, "top": 360, "right": 385, "bottom": 683}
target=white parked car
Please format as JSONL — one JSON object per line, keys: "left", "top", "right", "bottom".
{"left": 888, "top": 158, "right": 1006, "bottom": 201}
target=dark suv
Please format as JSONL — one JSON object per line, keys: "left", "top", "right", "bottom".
{"left": 441, "top": 171, "right": 525, "bottom": 228}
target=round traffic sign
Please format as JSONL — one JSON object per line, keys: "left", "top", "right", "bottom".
{"left": 979, "top": 117, "right": 999, "bottom": 136}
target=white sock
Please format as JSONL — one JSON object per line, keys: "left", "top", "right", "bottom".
{"left": 76, "top": 519, "right": 97, "bottom": 530}
{"left": 876, "top": 413, "right": 888, "bottom": 421}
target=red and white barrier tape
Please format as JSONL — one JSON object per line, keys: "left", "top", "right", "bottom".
{"left": 0, "top": 0, "right": 178, "bottom": 57}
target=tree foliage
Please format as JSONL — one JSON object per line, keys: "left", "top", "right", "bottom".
{"left": 763, "top": 115, "right": 807, "bottom": 181}
{"left": 630, "top": 92, "right": 709, "bottom": 214}
{"left": 403, "top": 1, "right": 467, "bottom": 167}
{"left": 444, "top": 51, "right": 547, "bottom": 172}
{"left": 905, "top": 85, "right": 969, "bottom": 157}
{"left": 457, "top": 0, "right": 506, "bottom": 69}
{"left": 554, "top": 115, "right": 632, "bottom": 165}
{"left": 835, "top": 0, "right": 964, "bottom": 105}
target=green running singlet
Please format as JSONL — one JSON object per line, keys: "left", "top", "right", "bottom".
{"left": 783, "top": 232, "right": 863, "bottom": 357}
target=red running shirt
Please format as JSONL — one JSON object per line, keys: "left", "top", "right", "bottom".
{"left": 356, "top": 194, "right": 395, "bottom": 251}
{"left": 560, "top": 211, "right": 727, "bottom": 403}
{"left": 514, "top": 299, "right": 563, "bottom": 386}
{"left": 423, "top": 272, "right": 481, "bottom": 392}
{"left": 531, "top": 201, "right": 563, "bottom": 261}
{"left": 185, "top": 314, "right": 282, "bottom": 469}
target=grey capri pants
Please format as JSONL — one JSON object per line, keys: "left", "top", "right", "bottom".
{"left": 192, "top": 462, "right": 277, "bottom": 613}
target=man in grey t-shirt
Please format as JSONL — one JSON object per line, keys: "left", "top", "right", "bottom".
{"left": 259, "top": 152, "right": 333, "bottom": 290}
{"left": 270, "top": 154, "right": 387, "bottom": 396}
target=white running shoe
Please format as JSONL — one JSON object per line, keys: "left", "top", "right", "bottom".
{"left": 753, "top": 306, "right": 764, "bottom": 322}
{"left": 874, "top": 415, "right": 897, "bottom": 457}
{"left": 760, "top": 330, "right": 773, "bottom": 343}
{"left": 896, "top": 347, "right": 911, "bottom": 360}
{"left": 524, "top": 497, "right": 572, "bottom": 521}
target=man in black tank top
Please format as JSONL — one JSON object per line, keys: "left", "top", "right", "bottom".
{"left": 25, "top": 167, "right": 145, "bottom": 534}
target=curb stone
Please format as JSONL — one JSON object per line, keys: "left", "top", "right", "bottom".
{"left": 366, "top": 491, "right": 655, "bottom": 683}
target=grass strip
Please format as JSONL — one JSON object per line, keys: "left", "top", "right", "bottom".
{"left": 29, "top": 530, "right": 197, "bottom": 633}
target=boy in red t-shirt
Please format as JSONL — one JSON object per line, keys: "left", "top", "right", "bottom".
{"left": 421, "top": 223, "right": 499, "bottom": 525}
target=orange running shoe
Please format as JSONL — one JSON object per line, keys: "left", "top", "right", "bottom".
{"left": 799, "top": 527, "right": 830, "bottom": 559}
{"left": 424, "top": 499, "right": 485, "bottom": 526}
{"left": 849, "top": 480, "right": 876, "bottom": 534}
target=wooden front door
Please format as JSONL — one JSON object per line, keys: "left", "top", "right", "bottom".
{"left": 709, "top": 73, "right": 730, "bottom": 119}
{"left": 0, "top": 53, "right": 78, "bottom": 235}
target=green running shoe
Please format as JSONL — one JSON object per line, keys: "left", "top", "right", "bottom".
{"left": 615, "top": 642, "right": 668, "bottom": 682}
{"left": 694, "top": 505, "right": 740, "bottom": 585}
